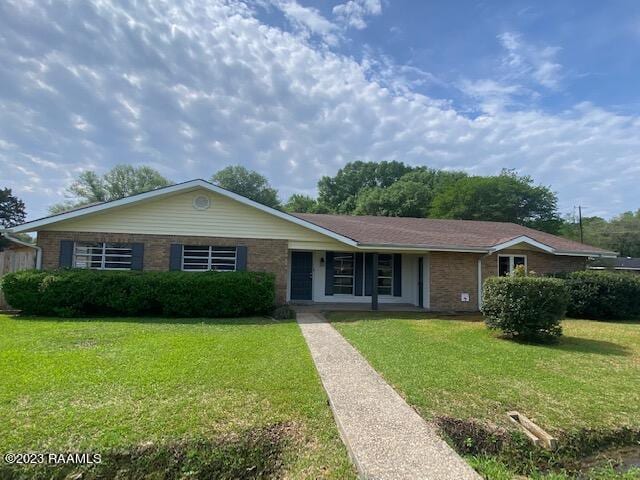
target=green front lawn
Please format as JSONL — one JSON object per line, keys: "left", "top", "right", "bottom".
{"left": 0, "top": 315, "right": 354, "bottom": 479}
{"left": 330, "top": 313, "right": 640, "bottom": 478}
{"left": 330, "top": 313, "right": 639, "bottom": 431}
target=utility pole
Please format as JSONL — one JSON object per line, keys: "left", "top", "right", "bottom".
{"left": 578, "top": 205, "right": 584, "bottom": 244}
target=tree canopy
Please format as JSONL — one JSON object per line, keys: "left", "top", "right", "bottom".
{"left": 560, "top": 210, "right": 640, "bottom": 257}
{"left": 211, "top": 166, "right": 280, "bottom": 208}
{"left": 354, "top": 169, "right": 467, "bottom": 217}
{"left": 317, "top": 160, "right": 414, "bottom": 214}
{"left": 430, "top": 170, "right": 563, "bottom": 233}
{"left": 0, "top": 188, "right": 26, "bottom": 228}
{"left": 284, "top": 194, "right": 324, "bottom": 213}
{"left": 50, "top": 165, "right": 172, "bottom": 213}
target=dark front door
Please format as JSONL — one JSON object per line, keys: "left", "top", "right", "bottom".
{"left": 290, "top": 252, "right": 313, "bottom": 300}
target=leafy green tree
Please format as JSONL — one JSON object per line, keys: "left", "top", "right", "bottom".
{"left": 211, "top": 166, "right": 280, "bottom": 208}
{"left": 430, "top": 170, "right": 563, "bottom": 233}
{"left": 607, "top": 210, "right": 640, "bottom": 257}
{"left": 0, "top": 188, "right": 26, "bottom": 227}
{"left": 50, "top": 165, "right": 172, "bottom": 213}
{"left": 354, "top": 169, "right": 467, "bottom": 217}
{"left": 561, "top": 211, "right": 640, "bottom": 257}
{"left": 284, "top": 194, "right": 325, "bottom": 213}
{"left": 317, "top": 161, "right": 415, "bottom": 213}
{"left": 0, "top": 188, "right": 28, "bottom": 248}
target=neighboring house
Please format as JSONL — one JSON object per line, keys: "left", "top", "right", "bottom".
{"left": 0, "top": 234, "right": 39, "bottom": 309}
{"left": 589, "top": 257, "right": 640, "bottom": 274}
{"left": 8, "top": 179, "right": 615, "bottom": 311}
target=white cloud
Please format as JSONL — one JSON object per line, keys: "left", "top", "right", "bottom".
{"left": 0, "top": 0, "right": 638, "bottom": 221}
{"left": 498, "top": 31, "right": 563, "bottom": 89}
{"left": 333, "top": 0, "right": 382, "bottom": 30}
{"left": 272, "top": 1, "right": 339, "bottom": 45}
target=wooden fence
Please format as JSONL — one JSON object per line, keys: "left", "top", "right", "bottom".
{"left": 0, "top": 247, "right": 37, "bottom": 309}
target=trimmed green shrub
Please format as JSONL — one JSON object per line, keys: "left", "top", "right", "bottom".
{"left": 1, "top": 269, "right": 275, "bottom": 318}
{"left": 481, "top": 276, "right": 569, "bottom": 342}
{"left": 561, "top": 270, "right": 640, "bottom": 320}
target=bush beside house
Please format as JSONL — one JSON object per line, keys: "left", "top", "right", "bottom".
{"left": 1, "top": 269, "right": 275, "bottom": 318}
{"left": 482, "top": 275, "right": 569, "bottom": 342}
{"left": 561, "top": 271, "right": 640, "bottom": 320}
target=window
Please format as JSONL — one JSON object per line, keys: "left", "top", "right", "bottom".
{"left": 74, "top": 242, "right": 132, "bottom": 270}
{"left": 498, "top": 255, "right": 527, "bottom": 276}
{"left": 333, "top": 253, "right": 355, "bottom": 294}
{"left": 182, "top": 246, "right": 237, "bottom": 271}
{"left": 377, "top": 254, "right": 393, "bottom": 295}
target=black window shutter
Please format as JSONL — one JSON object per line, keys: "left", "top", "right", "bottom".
{"left": 324, "top": 251, "right": 334, "bottom": 296}
{"left": 393, "top": 253, "right": 402, "bottom": 297}
{"left": 131, "top": 243, "right": 144, "bottom": 271}
{"left": 236, "top": 246, "right": 248, "bottom": 271}
{"left": 59, "top": 240, "right": 74, "bottom": 268}
{"left": 354, "top": 252, "right": 364, "bottom": 296}
{"left": 364, "top": 253, "right": 373, "bottom": 296}
{"left": 169, "top": 244, "right": 183, "bottom": 271}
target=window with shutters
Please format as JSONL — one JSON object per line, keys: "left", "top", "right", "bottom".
{"left": 377, "top": 254, "right": 393, "bottom": 295}
{"left": 182, "top": 246, "right": 237, "bottom": 271}
{"left": 74, "top": 242, "right": 133, "bottom": 270}
{"left": 333, "top": 253, "right": 355, "bottom": 294}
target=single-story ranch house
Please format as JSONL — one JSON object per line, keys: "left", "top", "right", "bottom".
{"left": 9, "top": 179, "right": 615, "bottom": 311}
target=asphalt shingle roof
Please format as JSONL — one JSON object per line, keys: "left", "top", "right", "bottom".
{"left": 293, "top": 213, "right": 613, "bottom": 254}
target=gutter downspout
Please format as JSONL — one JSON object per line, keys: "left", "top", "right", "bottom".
{"left": 477, "top": 252, "right": 493, "bottom": 311}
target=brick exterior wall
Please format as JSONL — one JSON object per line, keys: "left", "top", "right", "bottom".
{"left": 37, "top": 231, "right": 288, "bottom": 304}
{"left": 430, "top": 249, "right": 587, "bottom": 312}
{"left": 430, "top": 252, "right": 481, "bottom": 312}
{"left": 481, "top": 249, "right": 587, "bottom": 280}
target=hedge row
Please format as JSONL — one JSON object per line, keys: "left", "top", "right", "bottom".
{"left": 1, "top": 269, "right": 275, "bottom": 318}
{"left": 482, "top": 276, "right": 569, "bottom": 342}
{"left": 560, "top": 270, "right": 640, "bottom": 320}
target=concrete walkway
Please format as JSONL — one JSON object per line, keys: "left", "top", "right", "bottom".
{"left": 297, "top": 312, "right": 480, "bottom": 480}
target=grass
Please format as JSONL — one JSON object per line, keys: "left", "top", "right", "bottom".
{"left": 329, "top": 312, "right": 640, "bottom": 478}
{"left": 0, "top": 314, "right": 355, "bottom": 479}
{"left": 330, "top": 313, "right": 640, "bottom": 432}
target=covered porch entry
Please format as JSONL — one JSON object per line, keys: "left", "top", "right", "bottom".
{"left": 288, "top": 249, "right": 430, "bottom": 310}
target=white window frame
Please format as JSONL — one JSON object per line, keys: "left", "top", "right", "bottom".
{"left": 497, "top": 254, "right": 527, "bottom": 276}
{"left": 73, "top": 242, "right": 133, "bottom": 270}
{"left": 181, "top": 245, "right": 237, "bottom": 272}
{"left": 333, "top": 252, "right": 355, "bottom": 295}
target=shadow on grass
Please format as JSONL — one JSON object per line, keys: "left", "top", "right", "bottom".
{"left": 8, "top": 314, "right": 296, "bottom": 326}
{"left": 327, "top": 311, "right": 485, "bottom": 323}
{"left": 546, "top": 336, "right": 631, "bottom": 357}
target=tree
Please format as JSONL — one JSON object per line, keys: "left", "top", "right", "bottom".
{"left": 560, "top": 210, "right": 640, "bottom": 257}
{"left": 354, "top": 169, "right": 467, "bottom": 217}
{"left": 607, "top": 210, "right": 640, "bottom": 257}
{"left": 0, "top": 188, "right": 26, "bottom": 228}
{"left": 317, "top": 161, "right": 415, "bottom": 214}
{"left": 50, "top": 165, "right": 172, "bottom": 213}
{"left": 284, "top": 194, "right": 325, "bottom": 213}
{"left": 430, "top": 170, "right": 563, "bottom": 233}
{"left": 211, "top": 166, "right": 280, "bottom": 208}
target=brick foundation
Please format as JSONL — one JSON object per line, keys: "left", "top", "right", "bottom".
{"left": 37, "top": 231, "right": 288, "bottom": 304}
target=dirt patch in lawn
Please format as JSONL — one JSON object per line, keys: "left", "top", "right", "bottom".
{"left": 437, "top": 416, "right": 640, "bottom": 477}
{"left": 0, "top": 422, "right": 301, "bottom": 480}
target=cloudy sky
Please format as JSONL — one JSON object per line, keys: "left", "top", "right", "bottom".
{"left": 1, "top": 0, "right": 639, "bottom": 220}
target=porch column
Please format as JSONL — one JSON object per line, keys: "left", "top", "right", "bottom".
{"left": 371, "top": 253, "right": 378, "bottom": 311}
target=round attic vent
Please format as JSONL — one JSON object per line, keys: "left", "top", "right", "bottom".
{"left": 193, "top": 195, "right": 211, "bottom": 210}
